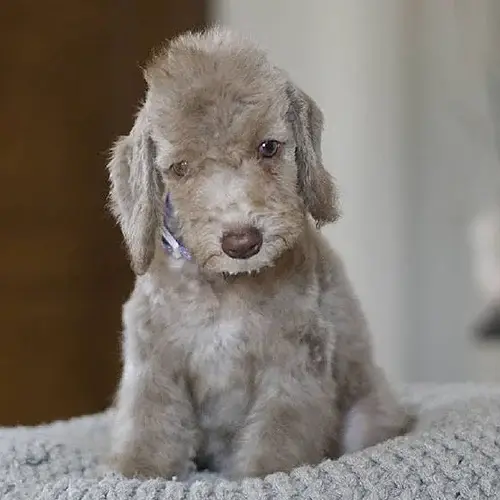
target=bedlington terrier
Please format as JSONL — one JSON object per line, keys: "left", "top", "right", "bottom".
{"left": 106, "top": 26, "right": 413, "bottom": 481}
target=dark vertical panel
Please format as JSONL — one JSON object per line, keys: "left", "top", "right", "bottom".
{"left": 0, "top": 0, "right": 207, "bottom": 425}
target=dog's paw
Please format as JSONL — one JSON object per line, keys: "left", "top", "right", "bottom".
{"left": 171, "top": 459, "right": 197, "bottom": 481}
{"left": 108, "top": 452, "right": 196, "bottom": 481}
{"left": 183, "top": 470, "right": 220, "bottom": 485}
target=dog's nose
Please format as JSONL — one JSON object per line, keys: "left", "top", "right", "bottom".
{"left": 221, "top": 227, "right": 263, "bottom": 259}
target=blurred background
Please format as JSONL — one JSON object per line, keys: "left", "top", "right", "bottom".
{"left": 2, "top": 0, "right": 500, "bottom": 426}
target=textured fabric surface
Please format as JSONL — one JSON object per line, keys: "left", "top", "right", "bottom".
{"left": 2, "top": 384, "right": 500, "bottom": 499}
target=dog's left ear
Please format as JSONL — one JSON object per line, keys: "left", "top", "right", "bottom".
{"left": 286, "top": 84, "right": 340, "bottom": 225}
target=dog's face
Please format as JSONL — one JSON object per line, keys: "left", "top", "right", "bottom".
{"left": 108, "top": 28, "right": 339, "bottom": 276}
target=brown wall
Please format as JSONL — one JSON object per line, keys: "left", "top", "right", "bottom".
{"left": 0, "top": 1, "right": 207, "bottom": 426}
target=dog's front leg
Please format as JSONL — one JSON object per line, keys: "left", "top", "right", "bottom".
{"left": 225, "top": 376, "right": 336, "bottom": 479}
{"left": 109, "top": 365, "right": 199, "bottom": 480}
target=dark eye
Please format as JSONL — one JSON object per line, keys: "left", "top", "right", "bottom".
{"left": 258, "top": 140, "right": 281, "bottom": 158}
{"left": 171, "top": 160, "right": 188, "bottom": 177}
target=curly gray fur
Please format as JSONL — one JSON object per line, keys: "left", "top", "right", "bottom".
{"left": 106, "top": 26, "right": 413, "bottom": 481}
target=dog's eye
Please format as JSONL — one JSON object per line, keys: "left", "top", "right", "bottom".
{"left": 171, "top": 161, "right": 188, "bottom": 177}
{"left": 258, "top": 140, "right": 281, "bottom": 158}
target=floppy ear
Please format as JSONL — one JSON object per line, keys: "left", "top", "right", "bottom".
{"left": 287, "top": 84, "right": 340, "bottom": 225}
{"left": 107, "top": 105, "right": 164, "bottom": 275}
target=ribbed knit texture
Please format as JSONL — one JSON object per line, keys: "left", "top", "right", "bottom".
{"left": 2, "top": 384, "right": 500, "bottom": 499}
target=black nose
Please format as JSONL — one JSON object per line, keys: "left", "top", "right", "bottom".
{"left": 221, "top": 227, "right": 263, "bottom": 259}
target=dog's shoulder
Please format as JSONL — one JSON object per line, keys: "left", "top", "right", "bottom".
{"left": 309, "top": 230, "right": 348, "bottom": 289}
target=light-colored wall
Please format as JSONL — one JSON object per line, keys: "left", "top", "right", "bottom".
{"left": 213, "top": 0, "right": 500, "bottom": 383}
{"left": 407, "top": 1, "right": 500, "bottom": 382}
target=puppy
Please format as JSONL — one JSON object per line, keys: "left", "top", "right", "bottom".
{"left": 107, "top": 27, "right": 413, "bottom": 480}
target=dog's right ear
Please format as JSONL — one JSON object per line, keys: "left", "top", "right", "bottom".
{"left": 107, "top": 105, "right": 163, "bottom": 275}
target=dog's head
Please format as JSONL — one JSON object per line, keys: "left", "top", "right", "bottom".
{"left": 108, "top": 27, "right": 339, "bottom": 276}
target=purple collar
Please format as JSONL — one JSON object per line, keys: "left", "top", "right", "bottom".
{"left": 161, "top": 195, "right": 192, "bottom": 260}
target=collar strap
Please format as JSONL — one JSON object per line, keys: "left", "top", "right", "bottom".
{"left": 161, "top": 194, "right": 192, "bottom": 260}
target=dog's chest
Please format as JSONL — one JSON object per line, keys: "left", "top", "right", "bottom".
{"left": 187, "top": 315, "right": 246, "bottom": 386}
{"left": 168, "top": 290, "right": 251, "bottom": 395}
{"left": 187, "top": 311, "right": 261, "bottom": 469}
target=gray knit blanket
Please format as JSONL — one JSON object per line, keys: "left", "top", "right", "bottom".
{"left": 2, "top": 384, "right": 500, "bottom": 499}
